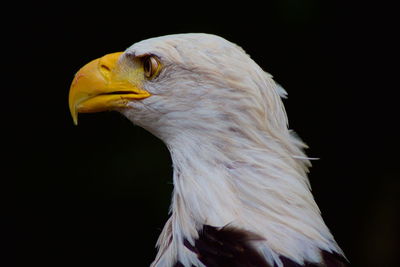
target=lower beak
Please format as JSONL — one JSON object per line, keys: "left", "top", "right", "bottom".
{"left": 68, "top": 52, "right": 151, "bottom": 125}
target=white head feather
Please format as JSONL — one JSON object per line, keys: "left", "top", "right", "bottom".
{"left": 119, "top": 33, "right": 343, "bottom": 267}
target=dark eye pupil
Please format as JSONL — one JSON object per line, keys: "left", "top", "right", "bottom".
{"left": 144, "top": 58, "right": 152, "bottom": 75}
{"left": 143, "top": 56, "right": 160, "bottom": 79}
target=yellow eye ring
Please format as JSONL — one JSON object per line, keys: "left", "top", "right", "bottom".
{"left": 143, "top": 56, "right": 161, "bottom": 79}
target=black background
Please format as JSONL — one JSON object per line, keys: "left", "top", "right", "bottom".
{"left": 5, "top": 1, "right": 398, "bottom": 267}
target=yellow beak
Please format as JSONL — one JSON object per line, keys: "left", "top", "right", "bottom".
{"left": 68, "top": 52, "right": 151, "bottom": 125}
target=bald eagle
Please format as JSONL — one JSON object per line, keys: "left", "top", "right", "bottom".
{"left": 69, "top": 33, "right": 348, "bottom": 267}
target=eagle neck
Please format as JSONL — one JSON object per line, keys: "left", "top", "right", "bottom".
{"left": 155, "top": 130, "right": 343, "bottom": 266}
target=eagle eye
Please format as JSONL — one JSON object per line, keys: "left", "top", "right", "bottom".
{"left": 143, "top": 55, "right": 160, "bottom": 79}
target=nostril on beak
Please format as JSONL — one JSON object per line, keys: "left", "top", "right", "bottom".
{"left": 100, "top": 64, "right": 111, "bottom": 71}
{"left": 98, "top": 52, "right": 123, "bottom": 78}
{"left": 99, "top": 63, "right": 113, "bottom": 80}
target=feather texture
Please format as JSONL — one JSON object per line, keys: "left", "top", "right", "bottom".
{"left": 173, "top": 225, "right": 348, "bottom": 267}
{"left": 182, "top": 225, "right": 270, "bottom": 267}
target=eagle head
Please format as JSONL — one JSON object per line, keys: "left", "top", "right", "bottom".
{"left": 69, "top": 34, "right": 287, "bottom": 144}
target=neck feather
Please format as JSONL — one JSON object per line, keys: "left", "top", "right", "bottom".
{"left": 151, "top": 128, "right": 343, "bottom": 267}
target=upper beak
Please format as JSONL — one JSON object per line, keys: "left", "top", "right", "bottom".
{"left": 68, "top": 52, "right": 151, "bottom": 125}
